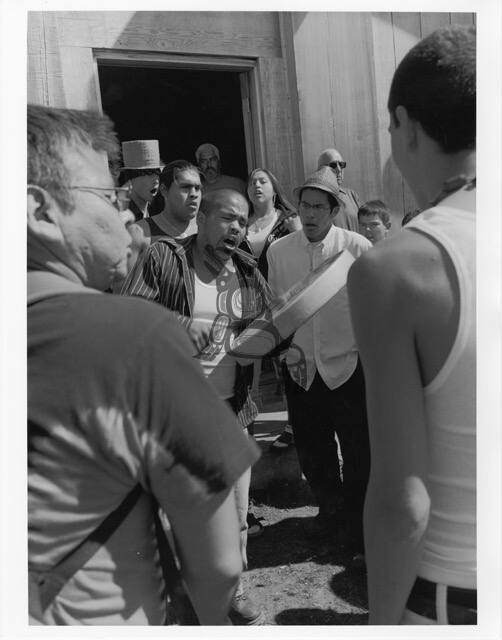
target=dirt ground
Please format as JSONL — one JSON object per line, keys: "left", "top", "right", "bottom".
{"left": 243, "top": 476, "right": 368, "bottom": 626}
{"left": 233, "top": 365, "right": 369, "bottom": 626}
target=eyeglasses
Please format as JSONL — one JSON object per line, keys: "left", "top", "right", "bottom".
{"left": 328, "top": 161, "right": 346, "bottom": 170}
{"left": 69, "top": 185, "right": 132, "bottom": 212}
{"left": 299, "top": 201, "right": 331, "bottom": 212}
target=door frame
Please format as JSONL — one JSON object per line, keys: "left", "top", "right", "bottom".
{"left": 93, "top": 49, "right": 265, "bottom": 173}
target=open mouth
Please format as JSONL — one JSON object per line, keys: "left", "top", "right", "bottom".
{"left": 222, "top": 237, "right": 238, "bottom": 251}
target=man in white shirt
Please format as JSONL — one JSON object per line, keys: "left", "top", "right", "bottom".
{"left": 267, "top": 167, "right": 372, "bottom": 563}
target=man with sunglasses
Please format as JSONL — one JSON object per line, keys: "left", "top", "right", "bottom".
{"left": 267, "top": 166, "right": 371, "bottom": 567}
{"left": 317, "top": 148, "right": 362, "bottom": 232}
{"left": 120, "top": 139, "right": 163, "bottom": 221}
{"left": 27, "top": 105, "right": 259, "bottom": 625}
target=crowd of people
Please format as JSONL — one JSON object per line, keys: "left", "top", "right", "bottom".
{"left": 27, "top": 24, "right": 476, "bottom": 626}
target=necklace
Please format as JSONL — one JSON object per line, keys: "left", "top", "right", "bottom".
{"left": 248, "top": 208, "right": 277, "bottom": 233}
{"left": 429, "top": 175, "right": 476, "bottom": 207}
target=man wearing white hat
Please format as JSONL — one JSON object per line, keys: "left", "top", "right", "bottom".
{"left": 195, "top": 143, "right": 246, "bottom": 195}
{"left": 317, "top": 148, "right": 362, "bottom": 232}
{"left": 266, "top": 166, "right": 371, "bottom": 566}
{"left": 121, "top": 140, "right": 164, "bottom": 221}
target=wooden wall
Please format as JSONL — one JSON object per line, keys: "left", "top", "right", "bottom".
{"left": 27, "top": 11, "right": 303, "bottom": 200}
{"left": 27, "top": 11, "right": 476, "bottom": 224}
{"left": 289, "top": 11, "right": 476, "bottom": 231}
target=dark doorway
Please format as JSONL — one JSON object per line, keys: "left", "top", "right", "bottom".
{"left": 98, "top": 64, "right": 249, "bottom": 180}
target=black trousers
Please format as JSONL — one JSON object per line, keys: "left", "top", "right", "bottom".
{"left": 285, "top": 361, "right": 370, "bottom": 551}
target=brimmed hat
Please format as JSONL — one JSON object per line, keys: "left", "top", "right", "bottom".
{"left": 293, "top": 166, "right": 342, "bottom": 206}
{"left": 120, "top": 140, "right": 164, "bottom": 171}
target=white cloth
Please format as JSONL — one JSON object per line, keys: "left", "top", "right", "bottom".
{"left": 193, "top": 269, "right": 241, "bottom": 400}
{"left": 267, "top": 226, "right": 371, "bottom": 390}
{"left": 406, "top": 187, "right": 476, "bottom": 589}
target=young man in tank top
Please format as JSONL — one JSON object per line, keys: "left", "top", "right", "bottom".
{"left": 347, "top": 25, "right": 476, "bottom": 625}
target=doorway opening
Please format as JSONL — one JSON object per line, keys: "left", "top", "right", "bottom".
{"left": 98, "top": 64, "right": 249, "bottom": 181}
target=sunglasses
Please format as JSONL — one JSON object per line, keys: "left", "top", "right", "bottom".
{"left": 328, "top": 161, "right": 346, "bottom": 170}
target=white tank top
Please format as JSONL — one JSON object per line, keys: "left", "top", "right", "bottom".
{"left": 193, "top": 269, "right": 241, "bottom": 400}
{"left": 406, "top": 186, "right": 476, "bottom": 588}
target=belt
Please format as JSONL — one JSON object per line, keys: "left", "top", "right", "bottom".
{"left": 406, "top": 576, "right": 477, "bottom": 624}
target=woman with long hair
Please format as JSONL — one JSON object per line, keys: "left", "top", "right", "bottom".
{"left": 246, "top": 168, "right": 301, "bottom": 279}
{"left": 246, "top": 168, "right": 301, "bottom": 459}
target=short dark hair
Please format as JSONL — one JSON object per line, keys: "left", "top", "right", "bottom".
{"left": 160, "top": 159, "right": 200, "bottom": 190}
{"left": 200, "top": 189, "right": 249, "bottom": 217}
{"left": 149, "top": 159, "right": 200, "bottom": 215}
{"left": 28, "top": 104, "right": 120, "bottom": 212}
{"left": 387, "top": 25, "right": 475, "bottom": 153}
{"left": 357, "top": 199, "right": 391, "bottom": 228}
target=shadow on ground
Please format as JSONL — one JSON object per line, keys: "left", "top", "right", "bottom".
{"left": 250, "top": 476, "right": 314, "bottom": 509}
{"left": 247, "top": 515, "right": 351, "bottom": 569}
{"left": 330, "top": 567, "right": 368, "bottom": 610}
{"left": 275, "top": 608, "right": 368, "bottom": 625}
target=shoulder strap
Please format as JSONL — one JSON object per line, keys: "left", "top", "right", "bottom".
{"left": 38, "top": 484, "right": 143, "bottom": 611}
{"left": 153, "top": 510, "right": 199, "bottom": 625}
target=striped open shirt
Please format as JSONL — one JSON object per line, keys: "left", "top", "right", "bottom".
{"left": 120, "top": 235, "right": 272, "bottom": 427}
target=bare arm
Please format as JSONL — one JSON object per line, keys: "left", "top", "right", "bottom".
{"left": 168, "top": 489, "right": 242, "bottom": 625}
{"left": 347, "top": 248, "right": 431, "bottom": 624}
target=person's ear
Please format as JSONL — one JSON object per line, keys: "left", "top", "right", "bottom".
{"left": 395, "top": 105, "right": 419, "bottom": 149}
{"left": 330, "top": 202, "right": 340, "bottom": 220}
{"left": 27, "top": 185, "right": 65, "bottom": 243}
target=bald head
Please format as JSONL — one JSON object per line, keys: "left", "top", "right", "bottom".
{"left": 317, "top": 148, "right": 343, "bottom": 168}
{"left": 317, "top": 148, "right": 346, "bottom": 186}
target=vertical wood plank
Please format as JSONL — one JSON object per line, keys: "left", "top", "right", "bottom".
{"left": 389, "top": 12, "right": 421, "bottom": 215}
{"left": 258, "top": 57, "right": 298, "bottom": 201}
{"left": 291, "top": 12, "right": 334, "bottom": 177}
{"left": 28, "top": 12, "right": 65, "bottom": 107}
{"left": 325, "top": 12, "right": 381, "bottom": 203}
{"left": 420, "top": 13, "right": 450, "bottom": 38}
{"left": 450, "top": 13, "right": 475, "bottom": 27}
{"left": 60, "top": 47, "right": 100, "bottom": 111}
{"left": 370, "top": 12, "right": 404, "bottom": 231}
{"left": 278, "top": 12, "right": 305, "bottom": 190}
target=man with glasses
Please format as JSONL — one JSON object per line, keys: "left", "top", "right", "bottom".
{"left": 120, "top": 139, "right": 163, "bottom": 221}
{"left": 266, "top": 166, "right": 371, "bottom": 567}
{"left": 27, "top": 105, "right": 259, "bottom": 625}
{"left": 317, "top": 148, "right": 362, "bottom": 232}
{"left": 195, "top": 143, "right": 246, "bottom": 195}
